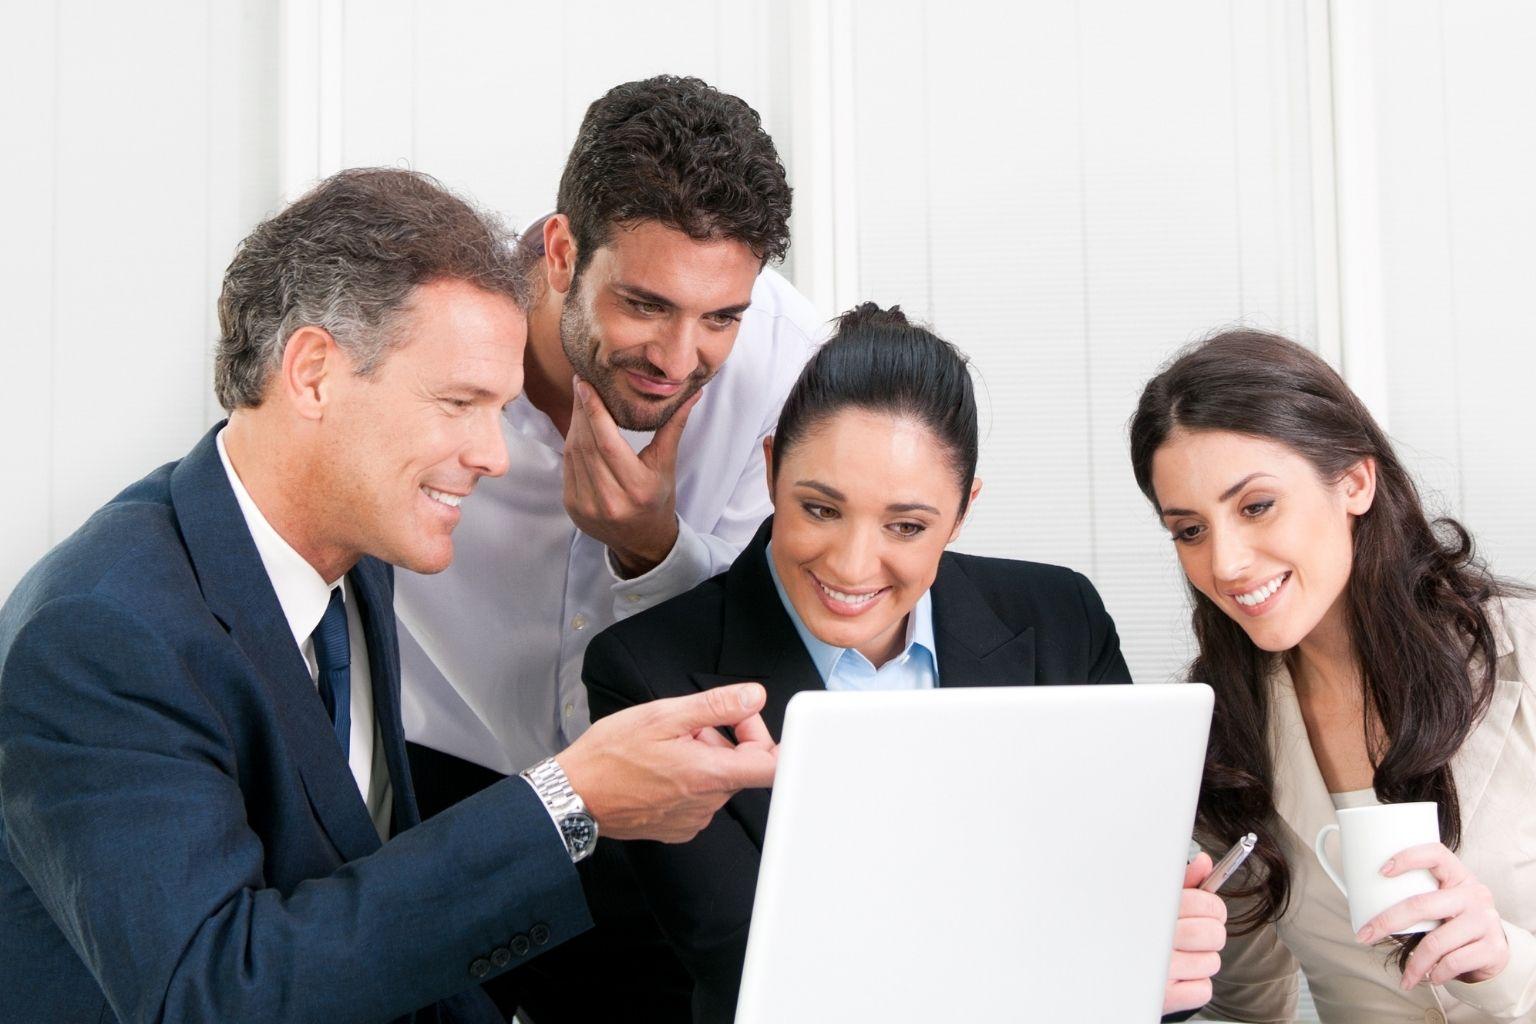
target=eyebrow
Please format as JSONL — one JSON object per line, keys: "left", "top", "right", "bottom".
{"left": 795, "top": 480, "right": 940, "bottom": 515}
{"left": 440, "top": 385, "right": 504, "bottom": 402}
{"left": 1159, "top": 472, "right": 1278, "bottom": 518}
{"left": 614, "top": 282, "right": 752, "bottom": 318}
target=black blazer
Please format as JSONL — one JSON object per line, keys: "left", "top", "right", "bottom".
{"left": 584, "top": 516, "right": 1132, "bottom": 1023}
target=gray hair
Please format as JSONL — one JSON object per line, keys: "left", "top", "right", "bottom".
{"left": 215, "top": 168, "right": 528, "bottom": 410}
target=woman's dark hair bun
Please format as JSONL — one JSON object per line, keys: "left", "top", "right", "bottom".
{"left": 836, "top": 301, "right": 911, "bottom": 332}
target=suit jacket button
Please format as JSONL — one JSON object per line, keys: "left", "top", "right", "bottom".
{"left": 529, "top": 923, "right": 551, "bottom": 946}
{"left": 469, "top": 957, "right": 492, "bottom": 979}
{"left": 510, "top": 934, "right": 531, "bottom": 956}
{"left": 490, "top": 947, "right": 512, "bottom": 968}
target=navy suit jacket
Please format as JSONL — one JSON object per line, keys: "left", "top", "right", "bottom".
{"left": 584, "top": 517, "right": 1133, "bottom": 1022}
{"left": 0, "top": 424, "right": 591, "bottom": 1024}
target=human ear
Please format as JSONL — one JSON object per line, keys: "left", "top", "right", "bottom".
{"left": 1341, "top": 458, "right": 1377, "bottom": 516}
{"left": 543, "top": 215, "right": 578, "bottom": 296}
{"left": 948, "top": 477, "right": 983, "bottom": 543}
{"left": 280, "top": 326, "right": 342, "bottom": 421}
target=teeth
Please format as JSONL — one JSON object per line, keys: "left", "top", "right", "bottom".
{"left": 1234, "top": 573, "right": 1287, "bottom": 607}
{"left": 818, "top": 580, "right": 881, "bottom": 606}
{"left": 422, "top": 486, "right": 463, "bottom": 508}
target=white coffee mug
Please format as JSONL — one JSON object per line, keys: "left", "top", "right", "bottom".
{"left": 1314, "top": 801, "right": 1443, "bottom": 935}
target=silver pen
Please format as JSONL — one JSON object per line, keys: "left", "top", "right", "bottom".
{"left": 1198, "top": 832, "right": 1258, "bottom": 893}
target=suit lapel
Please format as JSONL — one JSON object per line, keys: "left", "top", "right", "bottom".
{"left": 1272, "top": 614, "right": 1523, "bottom": 851}
{"left": 930, "top": 555, "right": 1036, "bottom": 688}
{"left": 171, "top": 424, "right": 382, "bottom": 864}
{"left": 698, "top": 518, "right": 825, "bottom": 743}
{"left": 1266, "top": 662, "right": 1339, "bottom": 854}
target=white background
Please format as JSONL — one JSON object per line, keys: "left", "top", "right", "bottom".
{"left": 2, "top": 0, "right": 1533, "bottom": 690}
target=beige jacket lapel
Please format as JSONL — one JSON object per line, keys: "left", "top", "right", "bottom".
{"left": 1449, "top": 601, "right": 1523, "bottom": 827}
{"left": 1268, "top": 601, "right": 1523, "bottom": 850}
{"left": 1267, "top": 660, "right": 1339, "bottom": 853}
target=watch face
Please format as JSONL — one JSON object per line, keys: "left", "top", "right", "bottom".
{"left": 560, "top": 813, "right": 598, "bottom": 855}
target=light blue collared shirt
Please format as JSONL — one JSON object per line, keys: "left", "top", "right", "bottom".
{"left": 765, "top": 543, "right": 939, "bottom": 691}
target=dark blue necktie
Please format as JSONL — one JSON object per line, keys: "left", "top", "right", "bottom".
{"left": 311, "top": 588, "right": 351, "bottom": 759}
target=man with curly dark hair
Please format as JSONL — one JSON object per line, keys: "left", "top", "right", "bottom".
{"left": 394, "top": 77, "right": 823, "bottom": 1020}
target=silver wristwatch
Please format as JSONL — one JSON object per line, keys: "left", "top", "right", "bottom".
{"left": 520, "top": 757, "right": 598, "bottom": 863}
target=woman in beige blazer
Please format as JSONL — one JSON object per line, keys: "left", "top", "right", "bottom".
{"left": 1128, "top": 329, "right": 1536, "bottom": 1024}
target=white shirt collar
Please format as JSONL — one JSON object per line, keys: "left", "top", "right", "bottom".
{"left": 216, "top": 427, "right": 340, "bottom": 650}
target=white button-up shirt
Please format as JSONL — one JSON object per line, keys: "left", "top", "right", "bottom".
{"left": 395, "top": 268, "right": 824, "bottom": 773}
{"left": 216, "top": 429, "right": 394, "bottom": 839}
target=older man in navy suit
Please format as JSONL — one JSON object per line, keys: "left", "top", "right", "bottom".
{"left": 0, "top": 169, "right": 777, "bottom": 1024}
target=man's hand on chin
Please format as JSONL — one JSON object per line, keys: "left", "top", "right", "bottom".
{"left": 561, "top": 378, "right": 700, "bottom": 577}
{"left": 1164, "top": 851, "right": 1227, "bottom": 1014}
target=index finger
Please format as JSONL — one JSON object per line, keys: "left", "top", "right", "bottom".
{"left": 730, "top": 710, "right": 778, "bottom": 750}
{"left": 1382, "top": 842, "right": 1468, "bottom": 886}
{"left": 1184, "top": 851, "right": 1214, "bottom": 890}
{"left": 575, "top": 380, "right": 648, "bottom": 484}
{"left": 638, "top": 389, "right": 702, "bottom": 472}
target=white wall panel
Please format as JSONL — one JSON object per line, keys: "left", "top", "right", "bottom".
{"left": 49, "top": 2, "right": 212, "bottom": 540}
{"left": 1345, "top": 0, "right": 1536, "bottom": 587}
{"left": 0, "top": 2, "right": 58, "bottom": 595}
{"left": 1439, "top": 0, "right": 1536, "bottom": 583}
{"left": 338, "top": 0, "right": 416, "bottom": 174}
{"left": 0, "top": 1, "right": 280, "bottom": 602}
{"left": 414, "top": 1, "right": 563, "bottom": 222}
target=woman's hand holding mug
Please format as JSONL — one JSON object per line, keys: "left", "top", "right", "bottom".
{"left": 1357, "top": 842, "right": 1510, "bottom": 990}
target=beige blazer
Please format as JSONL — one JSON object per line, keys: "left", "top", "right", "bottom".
{"left": 1198, "top": 597, "right": 1536, "bottom": 1024}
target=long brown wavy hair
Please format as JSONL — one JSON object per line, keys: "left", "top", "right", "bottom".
{"left": 1128, "top": 329, "right": 1513, "bottom": 963}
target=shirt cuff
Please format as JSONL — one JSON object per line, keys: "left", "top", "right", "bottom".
{"left": 518, "top": 774, "right": 569, "bottom": 850}
{"left": 1443, "top": 919, "right": 1536, "bottom": 1017}
{"left": 607, "top": 516, "right": 712, "bottom": 618}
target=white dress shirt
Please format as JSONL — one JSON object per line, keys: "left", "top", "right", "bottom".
{"left": 216, "top": 429, "right": 393, "bottom": 839}
{"left": 395, "top": 267, "right": 824, "bottom": 773}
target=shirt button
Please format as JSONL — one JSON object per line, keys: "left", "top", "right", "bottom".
{"left": 469, "top": 957, "right": 491, "bottom": 978}
{"left": 1425, "top": 1012, "right": 1446, "bottom": 1024}
{"left": 571, "top": 614, "right": 588, "bottom": 630}
{"left": 624, "top": 594, "right": 643, "bottom": 604}
{"left": 564, "top": 703, "right": 575, "bottom": 718}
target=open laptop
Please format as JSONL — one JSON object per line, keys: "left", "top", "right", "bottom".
{"left": 735, "top": 684, "right": 1213, "bottom": 1024}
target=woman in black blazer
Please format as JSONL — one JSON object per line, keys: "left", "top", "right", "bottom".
{"left": 583, "top": 304, "right": 1220, "bottom": 1022}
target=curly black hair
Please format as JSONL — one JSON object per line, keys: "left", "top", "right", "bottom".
{"left": 556, "top": 75, "right": 792, "bottom": 274}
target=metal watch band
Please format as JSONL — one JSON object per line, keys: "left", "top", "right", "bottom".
{"left": 520, "top": 756, "right": 596, "bottom": 862}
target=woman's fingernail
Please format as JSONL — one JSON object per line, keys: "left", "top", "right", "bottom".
{"left": 1357, "top": 926, "right": 1374, "bottom": 943}
{"left": 1381, "top": 858, "right": 1395, "bottom": 875}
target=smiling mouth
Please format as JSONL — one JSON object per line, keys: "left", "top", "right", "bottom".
{"left": 623, "top": 370, "right": 686, "bottom": 397}
{"left": 1231, "top": 571, "right": 1290, "bottom": 608}
{"left": 421, "top": 486, "right": 465, "bottom": 509}
{"left": 810, "top": 572, "right": 890, "bottom": 608}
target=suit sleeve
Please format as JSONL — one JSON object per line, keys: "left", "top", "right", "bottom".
{"left": 0, "top": 594, "right": 591, "bottom": 1024}
{"left": 1073, "top": 571, "right": 1133, "bottom": 684}
{"left": 584, "top": 630, "right": 763, "bottom": 1024}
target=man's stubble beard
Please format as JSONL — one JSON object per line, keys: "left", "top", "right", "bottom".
{"left": 558, "top": 278, "right": 709, "bottom": 433}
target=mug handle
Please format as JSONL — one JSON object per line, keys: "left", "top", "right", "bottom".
{"left": 1314, "top": 823, "right": 1348, "bottom": 897}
